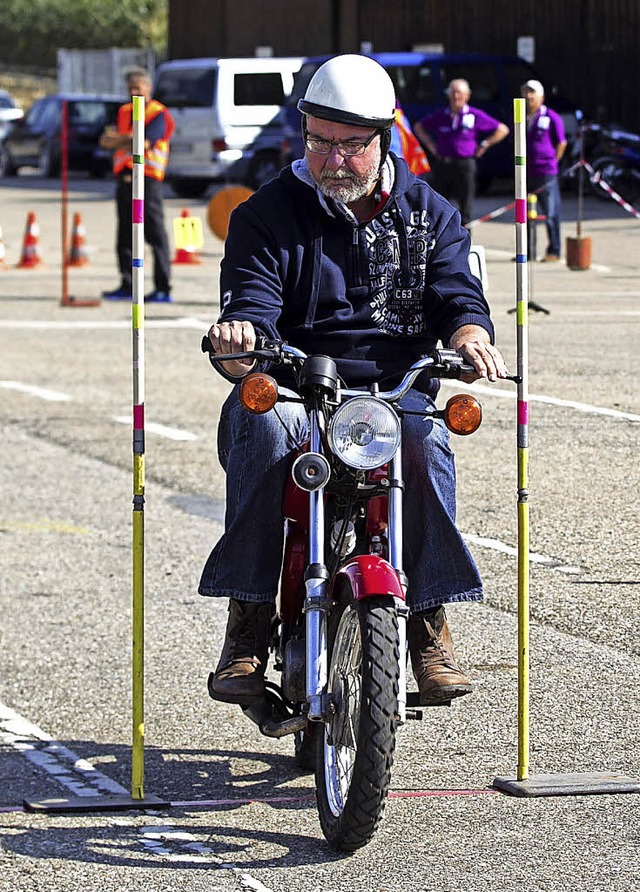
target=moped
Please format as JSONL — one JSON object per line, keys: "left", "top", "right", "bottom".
{"left": 202, "top": 337, "right": 484, "bottom": 851}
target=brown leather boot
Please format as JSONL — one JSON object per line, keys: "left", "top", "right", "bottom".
{"left": 408, "top": 606, "right": 473, "bottom": 706}
{"left": 208, "top": 599, "right": 272, "bottom": 705}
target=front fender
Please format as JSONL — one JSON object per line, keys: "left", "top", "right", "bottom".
{"left": 332, "top": 555, "right": 405, "bottom": 602}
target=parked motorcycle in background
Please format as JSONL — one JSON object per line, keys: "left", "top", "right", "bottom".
{"left": 202, "top": 337, "right": 488, "bottom": 851}
{"left": 588, "top": 126, "right": 640, "bottom": 205}
{"left": 562, "top": 114, "right": 640, "bottom": 205}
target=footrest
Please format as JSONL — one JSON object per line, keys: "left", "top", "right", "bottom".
{"left": 406, "top": 692, "right": 451, "bottom": 708}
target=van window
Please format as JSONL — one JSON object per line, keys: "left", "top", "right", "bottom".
{"left": 154, "top": 68, "right": 217, "bottom": 108}
{"left": 234, "top": 73, "right": 286, "bottom": 107}
{"left": 387, "top": 65, "right": 438, "bottom": 106}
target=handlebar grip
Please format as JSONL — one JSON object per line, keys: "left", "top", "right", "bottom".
{"left": 200, "top": 333, "right": 270, "bottom": 355}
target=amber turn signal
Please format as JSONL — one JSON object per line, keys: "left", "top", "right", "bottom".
{"left": 239, "top": 372, "right": 279, "bottom": 414}
{"left": 443, "top": 393, "right": 482, "bottom": 435}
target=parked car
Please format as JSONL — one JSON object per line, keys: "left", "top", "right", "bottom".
{"left": 279, "top": 52, "right": 582, "bottom": 191}
{"left": 153, "top": 56, "right": 303, "bottom": 197}
{"left": 0, "top": 93, "right": 125, "bottom": 178}
{"left": 0, "top": 89, "right": 24, "bottom": 142}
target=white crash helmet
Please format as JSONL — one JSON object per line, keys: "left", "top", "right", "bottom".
{"left": 298, "top": 54, "right": 396, "bottom": 129}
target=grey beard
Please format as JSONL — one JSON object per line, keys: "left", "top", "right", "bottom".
{"left": 317, "top": 171, "right": 377, "bottom": 203}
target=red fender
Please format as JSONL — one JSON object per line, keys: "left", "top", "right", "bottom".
{"left": 332, "top": 555, "right": 405, "bottom": 602}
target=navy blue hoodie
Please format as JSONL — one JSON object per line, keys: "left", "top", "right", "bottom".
{"left": 218, "top": 153, "right": 494, "bottom": 393}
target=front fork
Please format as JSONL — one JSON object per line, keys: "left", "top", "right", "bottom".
{"left": 304, "top": 409, "right": 329, "bottom": 721}
{"left": 303, "top": 411, "right": 408, "bottom": 724}
{"left": 387, "top": 449, "right": 408, "bottom": 725}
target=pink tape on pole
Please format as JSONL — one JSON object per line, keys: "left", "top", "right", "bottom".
{"left": 132, "top": 199, "right": 144, "bottom": 224}
{"left": 133, "top": 404, "right": 145, "bottom": 429}
{"left": 515, "top": 198, "right": 527, "bottom": 224}
{"left": 517, "top": 400, "right": 529, "bottom": 426}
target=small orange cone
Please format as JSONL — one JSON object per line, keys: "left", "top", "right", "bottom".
{"left": 0, "top": 225, "right": 8, "bottom": 270}
{"left": 16, "top": 211, "right": 43, "bottom": 269}
{"left": 172, "top": 208, "right": 203, "bottom": 264}
{"left": 67, "top": 212, "right": 90, "bottom": 267}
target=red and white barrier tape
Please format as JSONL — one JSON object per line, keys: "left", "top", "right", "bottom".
{"left": 578, "top": 159, "right": 640, "bottom": 220}
{"left": 467, "top": 160, "right": 640, "bottom": 227}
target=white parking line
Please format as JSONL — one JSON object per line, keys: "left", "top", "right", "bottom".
{"left": 0, "top": 702, "right": 128, "bottom": 798}
{"left": 441, "top": 379, "right": 640, "bottom": 422}
{"left": 462, "top": 532, "right": 582, "bottom": 574}
{"left": 0, "top": 316, "right": 209, "bottom": 331}
{"left": 112, "top": 416, "right": 198, "bottom": 441}
{"left": 0, "top": 380, "right": 71, "bottom": 401}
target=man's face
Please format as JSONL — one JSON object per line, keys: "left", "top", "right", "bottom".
{"left": 522, "top": 88, "right": 543, "bottom": 113}
{"left": 304, "top": 115, "right": 382, "bottom": 204}
{"left": 448, "top": 82, "right": 470, "bottom": 112}
{"left": 127, "top": 76, "right": 152, "bottom": 101}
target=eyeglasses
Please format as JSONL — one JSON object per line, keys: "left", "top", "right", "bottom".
{"left": 304, "top": 131, "right": 379, "bottom": 156}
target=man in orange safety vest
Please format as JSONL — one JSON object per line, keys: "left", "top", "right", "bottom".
{"left": 100, "top": 68, "right": 175, "bottom": 302}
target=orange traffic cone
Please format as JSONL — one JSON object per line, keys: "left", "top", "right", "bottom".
{"left": 0, "top": 225, "right": 8, "bottom": 270}
{"left": 67, "top": 212, "right": 90, "bottom": 267}
{"left": 16, "top": 211, "right": 43, "bottom": 269}
{"left": 172, "top": 208, "right": 203, "bottom": 264}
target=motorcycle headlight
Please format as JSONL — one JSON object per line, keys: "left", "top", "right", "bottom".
{"left": 327, "top": 397, "right": 401, "bottom": 470}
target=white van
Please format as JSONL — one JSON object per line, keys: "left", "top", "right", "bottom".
{"left": 154, "top": 56, "right": 303, "bottom": 198}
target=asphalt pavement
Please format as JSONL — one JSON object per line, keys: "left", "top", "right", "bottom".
{"left": 0, "top": 171, "right": 639, "bottom": 892}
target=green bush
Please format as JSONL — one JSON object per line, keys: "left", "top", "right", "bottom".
{"left": 0, "top": 0, "right": 167, "bottom": 67}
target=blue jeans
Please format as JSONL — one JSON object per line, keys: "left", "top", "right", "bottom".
{"left": 530, "top": 174, "right": 562, "bottom": 257}
{"left": 198, "top": 387, "right": 483, "bottom": 612}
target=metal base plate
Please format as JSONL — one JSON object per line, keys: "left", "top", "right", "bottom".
{"left": 493, "top": 772, "right": 640, "bottom": 798}
{"left": 24, "top": 794, "right": 170, "bottom": 814}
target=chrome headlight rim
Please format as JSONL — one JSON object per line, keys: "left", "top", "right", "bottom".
{"left": 327, "top": 396, "right": 401, "bottom": 471}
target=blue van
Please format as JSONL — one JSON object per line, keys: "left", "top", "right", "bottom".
{"left": 277, "top": 51, "right": 581, "bottom": 190}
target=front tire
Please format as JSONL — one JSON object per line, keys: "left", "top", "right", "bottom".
{"left": 37, "top": 141, "right": 58, "bottom": 177}
{"left": 316, "top": 587, "right": 399, "bottom": 852}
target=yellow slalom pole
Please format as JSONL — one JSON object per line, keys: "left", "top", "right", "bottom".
{"left": 513, "top": 98, "right": 530, "bottom": 781}
{"left": 131, "top": 94, "right": 146, "bottom": 800}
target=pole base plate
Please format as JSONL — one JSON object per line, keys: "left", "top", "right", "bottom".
{"left": 493, "top": 771, "right": 640, "bottom": 798}
{"left": 23, "top": 793, "right": 170, "bottom": 814}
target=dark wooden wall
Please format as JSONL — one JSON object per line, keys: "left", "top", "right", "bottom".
{"left": 168, "top": 0, "right": 640, "bottom": 129}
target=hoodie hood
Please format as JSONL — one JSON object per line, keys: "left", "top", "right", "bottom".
{"left": 292, "top": 154, "right": 399, "bottom": 223}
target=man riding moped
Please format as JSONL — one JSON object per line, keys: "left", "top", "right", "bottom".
{"left": 200, "top": 54, "right": 508, "bottom": 709}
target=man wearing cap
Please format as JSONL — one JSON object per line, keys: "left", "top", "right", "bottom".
{"left": 414, "top": 78, "right": 509, "bottom": 226}
{"left": 201, "top": 54, "right": 508, "bottom": 711}
{"left": 521, "top": 79, "right": 567, "bottom": 262}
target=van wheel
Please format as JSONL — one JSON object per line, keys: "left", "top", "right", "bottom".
{"left": 169, "top": 178, "right": 210, "bottom": 199}
{"left": 246, "top": 152, "right": 281, "bottom": 190}
{"left": 0, "top": 146, "right": 17, "bottom": 177}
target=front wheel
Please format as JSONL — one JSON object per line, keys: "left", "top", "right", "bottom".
{"left": 316, "top": 587, "right": 399, "bottom": 852}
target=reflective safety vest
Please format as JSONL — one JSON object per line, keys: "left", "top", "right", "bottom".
{"left": 394, "top": 107, "right": 431, "bottom": 176}
{"left": 113, "top": 99, "right": 175, "bottom": 181}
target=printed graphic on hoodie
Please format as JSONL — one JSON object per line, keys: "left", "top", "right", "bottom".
{"left": 366, "top": 209, "right": 436, "bottom": 337}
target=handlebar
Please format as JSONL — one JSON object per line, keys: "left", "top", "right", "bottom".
{"left": 201, "top": 335, "right": 520, "bottom": 398}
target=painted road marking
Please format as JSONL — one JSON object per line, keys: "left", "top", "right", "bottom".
{"left": 462, "top": 532, "right": 582, "bottom": 574}
{"left": 0, "top": 381, "right": 71, "bottom": 401}
{"left": 0, "top": 518, "right": 89, "bottom": 534}
{"left": 0, "top": 316, "right": 208, "bottom": 331}
{"left": 112, "top": 416, "right": 198, "bottom": 441}
{"left": 441, "top": 379, "right": 640, "bottom": 422}
{"left": 0, "top": 702, "right": 128, "bottom": 798}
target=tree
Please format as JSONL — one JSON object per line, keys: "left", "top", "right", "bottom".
{"left": 0, "top": 0, "right": 168, "bottom": 68}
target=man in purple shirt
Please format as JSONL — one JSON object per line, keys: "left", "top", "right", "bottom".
{"left": 521, "top": 79, "right": 567, "bottom": 261}
{"left": 414, "top": 78, "right": 509, "bottom": 225}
